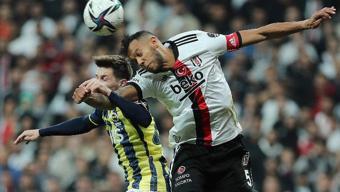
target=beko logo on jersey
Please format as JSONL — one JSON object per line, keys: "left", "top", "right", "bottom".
{"left": 171, "top": 71, "right": 203, "bottom": 93}
{"left": 170, "top": 71, "right": 205, "bottom": 101}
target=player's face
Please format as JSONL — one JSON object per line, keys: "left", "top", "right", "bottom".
{"left": 96, "top": 67, "right": 120, "bottom": 91}
{"left": 128, "top": 38, "right": 167, "bottom": 73}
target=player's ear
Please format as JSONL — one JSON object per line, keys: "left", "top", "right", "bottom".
{"left": 150, "top": 36, "right": 159, "bottom": 48}
{"left": 119, "top": 79, "right": 128, "bottom": 87}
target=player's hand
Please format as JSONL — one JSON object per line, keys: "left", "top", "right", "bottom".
{"left": 73, "top": 86, "right": 91, "bottom": 104}
{"left": 82, "top": 78, "right": 112, "bottom": 96}
{"left": 304, "top": 6, "right": 336, "bottom": 29}
{"left": 14, "top": 130, "right": 40, "bottom": 144}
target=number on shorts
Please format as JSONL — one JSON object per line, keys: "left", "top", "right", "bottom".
{"left": 244, "top": 170, "right": 252, "bottom": 187}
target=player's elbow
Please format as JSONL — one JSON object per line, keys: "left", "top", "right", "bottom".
{"left": 239, "top": 29, "right": 267, "bottom": 47}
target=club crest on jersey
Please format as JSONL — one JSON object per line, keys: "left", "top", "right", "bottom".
{"left": 177, "top": 166, "right": 186, "bottom": 174}
{"left": 207, "top": 32, "right": 219, "bottom": 38}
{"left": 174, "top": 66, "right": 189, "bottom": 77}
{"left": 191, "top": 56, "right": 202, "bottom": 67}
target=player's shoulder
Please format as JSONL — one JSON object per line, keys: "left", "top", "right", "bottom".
{"left": 167, "top": 30, "right": 221, "bottom": 50}
{"left": 167, "top": 30, "right": 205, "bottom": 42}
{"left": 134, "top": 68, "right": 154, "bottom": 79}
{"left": 136, "top": 68, "right": 148, "bottom": 76}
{"left": 134, "top": 68, "right": 169, "bottom": 81}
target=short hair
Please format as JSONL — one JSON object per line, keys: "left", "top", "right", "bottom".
{"left": 93, "top": 55, "right": 133, "bottom": 80}
{"left": 120, "top": 31, "right": 154, "bottom": 56}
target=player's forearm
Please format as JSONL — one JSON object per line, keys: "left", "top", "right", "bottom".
{"left": 240, "top": 20, "right": 307, "bottom": 46}
{"left": 39, "top": 116, "right": 96, "bottom": 136}
{"left": 84, "top": 93, "right": 114, "bottom": 110}
{"left": 257, "top": 20, "right": 307, "bottom": 39}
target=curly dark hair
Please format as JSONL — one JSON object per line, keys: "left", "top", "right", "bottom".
{"left": 120, "top": 31, "right": 154, "bottom": 56}
{"left": 93, "top": 55, "right": 133, "bottom": 80}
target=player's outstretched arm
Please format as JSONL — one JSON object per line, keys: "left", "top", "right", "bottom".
{"left": 239, "top": 6, "right": 336, "bottom": 46}
{"left": 13, "top": 116, "right": 97, "bottom": 144}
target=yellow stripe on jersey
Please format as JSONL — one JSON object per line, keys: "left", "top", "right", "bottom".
{"left": 88, "top": 115, "right": 99, "bottom": 126}
{"left": 103, "top": 108, "right": 169, "bottom": 192}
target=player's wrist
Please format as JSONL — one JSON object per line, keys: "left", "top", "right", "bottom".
{"left": 302, "top": 19, "right": 312, "bottom": 30}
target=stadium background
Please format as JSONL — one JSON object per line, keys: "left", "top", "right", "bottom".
{"left": 0, "top": 0, "right": 339, "bottom": 191}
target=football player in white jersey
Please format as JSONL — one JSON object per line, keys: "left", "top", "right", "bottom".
{"left": 73, "top": 7, "right": 336, "bottom": 192}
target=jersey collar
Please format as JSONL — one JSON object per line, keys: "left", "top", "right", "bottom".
{"left": 163, "top": 40, "right": 179, "bottom": 61}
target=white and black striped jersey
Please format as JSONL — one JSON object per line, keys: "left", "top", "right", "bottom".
{"left": 128, "top": 30, "right": 243, "bottom": 147}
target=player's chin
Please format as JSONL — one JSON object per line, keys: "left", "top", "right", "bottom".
{"left": 147, "top": 69, "right": 159, "bottom": 74}
{"left": 148, "top": 67, "right": 165, "bottom": 74}
{"left": 144, "top": 66, "right": 159, "bottom": 73}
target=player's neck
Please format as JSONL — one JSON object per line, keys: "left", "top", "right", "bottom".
{"left": 163, "top": 47, "right": 176, "bottom": 70}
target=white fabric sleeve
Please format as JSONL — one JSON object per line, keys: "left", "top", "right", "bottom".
{"left": 127, "top": 71, "right": 155, "bottom": 99}
{"left": 196, "top": 30, "right": 242, "bottom": 55}
{"left": 196, "top": 30, "right": 227, "bottom": 56}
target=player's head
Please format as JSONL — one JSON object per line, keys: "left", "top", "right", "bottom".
{"left": 121, "top": 31, "right": 168, "bottom": 74}
{"left": 93, "top": 55, "right": 133, "bottom": 91}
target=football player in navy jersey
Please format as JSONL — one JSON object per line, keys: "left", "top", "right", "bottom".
{"left": 15, "top": 55, "right": 170, "bottom": 192}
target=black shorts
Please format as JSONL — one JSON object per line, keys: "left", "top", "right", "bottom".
{"left": 170, "top": 135, "right": 256, "bottom": 192}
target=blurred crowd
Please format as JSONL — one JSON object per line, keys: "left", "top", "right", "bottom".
{"left": 0, "top": 0, "right": 339, "bottom": 191}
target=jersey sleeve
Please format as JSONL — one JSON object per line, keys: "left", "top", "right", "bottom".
{"left": 134, "top": 99, "right": 149, "bottom": 110}
{"left": 88, "top": 109, "right": 105, "bottom": 126}
{"left": 127, "top": 70, "right": 156, "bottom": 99}
{"left": 225, "top": 32, "right": 242, "bottom": 52}
{"left": 197, "top": 31, "right": 242, "bottom": 56}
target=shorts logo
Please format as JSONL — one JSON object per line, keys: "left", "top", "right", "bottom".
{"left": 177, "top": 166, "right": 186, "bottom": 175}
{"left": 242, "top": 152, "right": 250, "bottom": 166}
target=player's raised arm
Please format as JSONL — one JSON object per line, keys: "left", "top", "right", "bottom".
{"left": 73, "top": 78, "right": 140, "bottom": 109}
{"left": 239, "top": 6, "right": 336, "bottom": 47}
{"left": 75, "top": 77, "right": 150, "bottom": 126}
